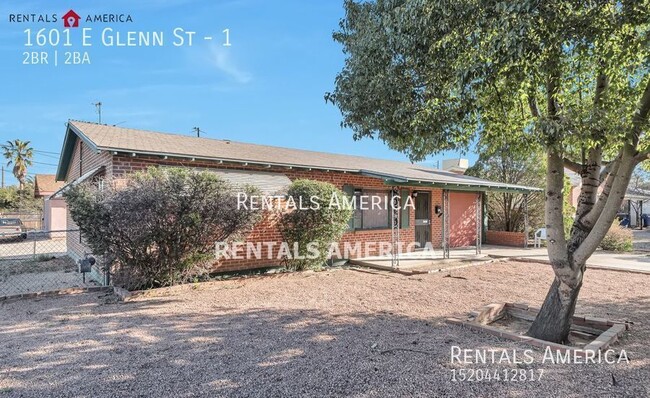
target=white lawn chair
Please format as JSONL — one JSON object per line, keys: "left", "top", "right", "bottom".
{"left": 534, "top": 228, "right": 547, "bottom": 248}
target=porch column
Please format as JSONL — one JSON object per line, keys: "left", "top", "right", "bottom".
{"left": 641, "top": 200, "right": 644, "bottom": 230}
{"left": 475, "top": 193, "right": 481, "bottom": 254}
{"left": 442, "top": 189, "right": 450, "bottom": 259}
{"left": 390, "top": 187, "right": 400, "bottom": 268}
{"left": 523, "top": 193, "right": 529, "bottom": 248}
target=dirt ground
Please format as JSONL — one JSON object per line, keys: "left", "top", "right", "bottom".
{"left": 0, "top": 261, "right": 648, "bottom": 397}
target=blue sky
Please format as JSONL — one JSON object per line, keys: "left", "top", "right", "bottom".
{"left": 0, "top": 0, "right": 475, "bottom": 186}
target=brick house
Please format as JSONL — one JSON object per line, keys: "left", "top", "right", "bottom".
{"left": 54, "top": 120, "right": 537, "bottom": 272}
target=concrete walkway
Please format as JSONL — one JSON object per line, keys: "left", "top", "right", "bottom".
{"left": 350, "top": 243, "right": 650, "bottom": 274}
{"left": 481, "top": 245, "right": 650, "bottom": 274}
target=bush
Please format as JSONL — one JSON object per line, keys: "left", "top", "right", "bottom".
{"left": 600, "top": 223, "right": 633, "bottom": 252}
{"left": 65, "top": 167, "right": 261, "bottom": 290}
{"left": 279, "top": 179, "right": 353, "bottom": 271}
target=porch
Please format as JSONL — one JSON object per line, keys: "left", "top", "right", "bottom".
{"left": 347, "top": 245, "right": 545, "bottom": 274}
{"left": 349, "top": 244, "right": 650, "bottom": 274}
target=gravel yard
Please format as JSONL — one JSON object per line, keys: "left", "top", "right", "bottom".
{"left": 0, "top": 261, "right": 648, "bottom": 397}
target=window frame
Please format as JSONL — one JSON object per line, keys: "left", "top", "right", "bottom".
{"left": 352, "top": 188, "right": 392, "bottom": 231}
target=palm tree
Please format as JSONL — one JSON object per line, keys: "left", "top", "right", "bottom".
{"left": 2, "top": 139, "right": 33, "bottom": 191}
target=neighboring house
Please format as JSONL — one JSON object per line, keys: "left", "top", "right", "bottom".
{"left": 34, "top": 174, "right": 67, "bottom": 232}
{"left": 566, "top": 169, "right": 650, "bottom": 228}
{"left": 54, "top": 120, "right": 538, "bottom": 271}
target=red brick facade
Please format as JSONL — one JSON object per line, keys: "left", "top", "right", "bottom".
{"left": 485, "top": 230, "right": 527, "bottom": 247}
{"left": 65, "top": 140, "right": 112, "bottom": 260}
{"left": 64, "top": 148, "right": 482, "bottom": 272}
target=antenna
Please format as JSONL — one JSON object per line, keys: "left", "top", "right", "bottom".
{"left": 92, "top": 101, "right": 102, "bottom": 124}
{"left": 192, "top": 127, "right": 201, "bottom": 137}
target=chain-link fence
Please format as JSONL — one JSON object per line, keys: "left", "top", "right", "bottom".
{"left": 0, "top": 230, "right": 107, "bottom": 297}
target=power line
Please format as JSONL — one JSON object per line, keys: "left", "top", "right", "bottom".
{"left": 33, "top": 153, "right": 60, "bottom": 160}
{"left": 33, "top": 149, "right": 60, "bottom": 155}
{"left": 31, "top": 161, "right": 59, "bottom": 167}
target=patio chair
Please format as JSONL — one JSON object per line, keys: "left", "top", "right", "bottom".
{"left": 534, "top": 228, "right": 547, "bottom": 248}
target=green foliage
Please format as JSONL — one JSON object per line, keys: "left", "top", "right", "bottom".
{"left": 600, "top": 223, "right": 633, "bottom": 252}
{"left": 64, "top": 167, "right": 261, "bottom": 290}
{"left": 563, "top": 177, "right": 576, "bottom": 238}
{"left": 466, "top": 149, "right": 545, "bottom": 232}
{"left": 0, "top": 186, "right": 19, "bottom": 210}
{"left": 279, "top": 179, "right": 353, "bottom": 271}
{"left": 328, "top": 1, "right": 650, "bottom": 160}
{"left": 0, "top": 183, "right": 42, "bottom": 212}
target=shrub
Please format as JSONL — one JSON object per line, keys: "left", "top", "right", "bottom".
{"left": 279, "top": 179, "right": 353, "bottom": 270}
{"left": 65, "top": 167, "right": 261, "bottom": 290}
{"left": 600, "top": 223, "right": 633, "bottom": 252}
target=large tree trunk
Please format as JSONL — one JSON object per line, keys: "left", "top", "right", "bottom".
{"left": 527, "top": 144, "right": 636, "bottom": 343}
{"left": 527, "top": 274, "right": 582, "bottom": 343}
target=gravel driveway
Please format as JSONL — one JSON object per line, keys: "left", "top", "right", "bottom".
{"left": 0, "top": 261, "right": 648, "bottom": 397}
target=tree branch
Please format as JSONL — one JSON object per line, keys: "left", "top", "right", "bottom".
{"left": 528, "top": 89, "right": 541, "bottom": 118}
{"left": 599, "top": 156, "right": 619, "bottom": 183}
{"left": 573, "top": 148, "right": 636, "bottom": 265}
{"left": 545, "top": 150, "right": 569, "bottom": 265}
{"left": 593, "top": 70, "right": 608, "bottom": 107}
{"left": 562, "top": 158, "right": 582, "bottom": 174}
{"left": 631, "top": 76, "right": 650, "bottom": 143}
{"left": 633, "top": 150, "right": 650, "bottom": 165}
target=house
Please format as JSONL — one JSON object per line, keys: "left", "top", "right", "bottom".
{"left": 566, "top": 169, "right": 650, "bottom": 228}
{"left": 34, "top": 174, "right": 64, "bottom": 198}
{"left": 62, "top": 10, "right": 81, "bottom": 28}
{"left": 54, "top": 120, "right": 539, "bottom": 271}
{"left": 34, "top": 174, "right": 67, "bottom": 232}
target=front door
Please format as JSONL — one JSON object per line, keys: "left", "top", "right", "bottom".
{"left": 449, "top": 192, "right": 478, "bottom": 247}
{"left": 414, "top": 192, "right": 430, "bottom": 248}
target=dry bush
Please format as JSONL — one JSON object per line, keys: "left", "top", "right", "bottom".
{"left": 600, "top": 223, "right": 633, "bottom": 252}
{"left": 65, "top": 167, "right": 261, "bottom": 290}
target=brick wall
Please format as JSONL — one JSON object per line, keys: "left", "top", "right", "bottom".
{"left": 62, "top": 148, "right": 480, "bottom": 274}
{"left": 485, "top": 230, "right": 526, "bottom": 247}
{"left": 65, "top": 140, "right": 112, "bottom": 261}
{"left": 110, "top": 154, "right": 452, "bottom": 272}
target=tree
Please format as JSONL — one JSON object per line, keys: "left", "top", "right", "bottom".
{"left": 466, "top": 149, "right": 545, "bottom": 233}
{"left": 327, "top": 0, "right": 650, "bottom": 343}
{"left": 2, "top": 140, "right": 33, "bottom": 191}
{"left": 65, "top": 167, "right": 261, "bottom": 290}
{"left": 0, "top": 183, "right": 42, "bottom": 212}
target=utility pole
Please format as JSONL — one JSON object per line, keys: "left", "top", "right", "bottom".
{"left": 1, "top": 165, "right": 4, "bottom": 188}
{"left": 92, "top": 102, "right": 102, "bottom": 124}
{"left": 193, "top": 127, "right": 200, "bottom": 137}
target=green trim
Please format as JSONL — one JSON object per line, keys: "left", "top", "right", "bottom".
{"left": 56, "top": 123, "right": 103, "bottom": 182}
{"left": 383, "top": 179, "right": 540, "bottom": 194}
{"left": 400, "top": 189, "right": 410, "bottom": 228}
{"left": 55, "top": 126, "right": 78, "bottom": 181}
{"left": 342, "top": 184, "right": 355, "bottom": 230}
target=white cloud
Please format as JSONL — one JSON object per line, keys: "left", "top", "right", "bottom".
{"left": 208, "top": 44, "right": 252, "bottom": 84}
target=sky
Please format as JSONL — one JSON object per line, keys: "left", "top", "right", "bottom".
{"left": 0, "top": 0, "right": 476, "bottom": 187}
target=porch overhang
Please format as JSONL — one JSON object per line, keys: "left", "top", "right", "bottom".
{"left": 51, "top": 166, "right": 105, "bottom": 199}
{"left": 381, "top": 179, "right": 541, "bottom": 194}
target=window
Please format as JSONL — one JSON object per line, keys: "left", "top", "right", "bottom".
{"left": 353, "top": 189, "right": 390, "bottom": 230}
